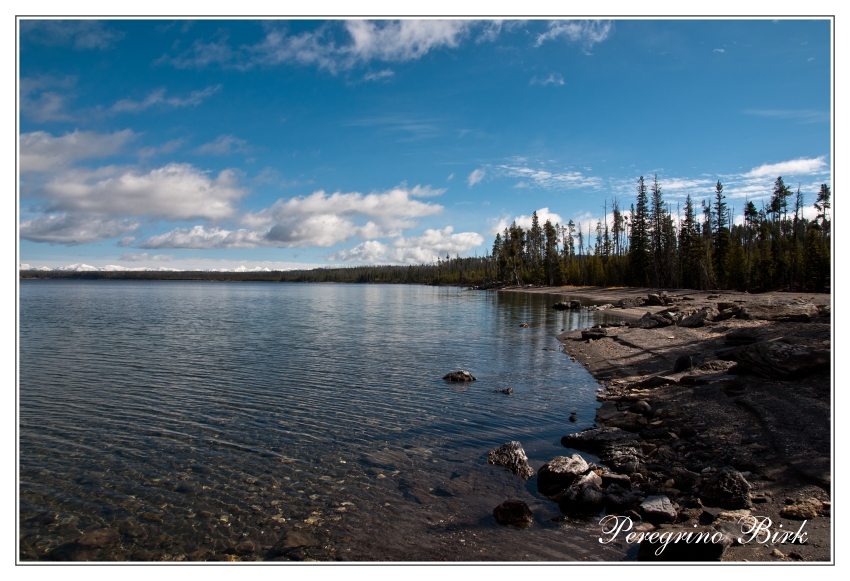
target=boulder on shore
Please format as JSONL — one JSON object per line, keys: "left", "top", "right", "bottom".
{"left": 487, "top": 441, "right": 534, "bottom": 480}
{"left": 678, "top": 307, "right": 718, "bottom": 328}
{"left": 562, "top": 427, "right": 645, "bottom": 475}
{"left": 443, "top": 370, "right": 477, "bottom": 382}
{"left": 537, "top": 454, "right": 589, "bottom": 497}
{"left": 558, "top": 481, "right": 606, "bottom": 516}
{"left": 640, "top": 495, "right": 678, "bottom": 524}
{"left": 715, "top": 339, "right": 829, "bottom": 380}
{"left": 700, "top": 466, "right": 751, "bottom": 509}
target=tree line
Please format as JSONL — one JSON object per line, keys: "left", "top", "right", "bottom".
{"left": 491, "top": 175, "right": 831, "bottom": 292}
{"left": 20, "top": 175, "right": 831, "bottom": 292}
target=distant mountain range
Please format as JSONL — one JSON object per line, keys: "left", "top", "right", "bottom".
{"left": 19, "top": 263, "right": 274, "bottom": 273}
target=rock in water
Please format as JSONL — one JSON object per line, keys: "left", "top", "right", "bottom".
{"left": 443, "top": 370, "right": 476, "bottom": 382}
{"left": 700, "top": 466, "right": 751, "bottom": 509}
{"left": 76, "top": 528, "right": 120, "bottom": 549}
{"left": 493, "top": 499, "right": 533, "bottom": 527}
{"left": 493, "top": 388, "right": 513, "bottom": 394}
{"left": 562, "top": 427, "right": 645, "bottom": 475}
{"left": 487, "top": 441, "right": 534, "bottom": 480}
{"left": 537, "top": 454, "right": 589, "bottom": 497}
{"left": 558, "top": 482, "right": 606, "bottom": 516}
{"left": 640, "top": 495, "right": 678, "bottom": 524}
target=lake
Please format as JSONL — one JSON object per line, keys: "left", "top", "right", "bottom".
{"left": 19, "top": 280, "right": 627, "bottom": 561}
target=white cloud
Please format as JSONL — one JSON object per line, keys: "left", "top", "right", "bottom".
{"left": 157, "top": 36, "right": 238, "bottom": 69}
{"left": 160, "top": 20, "right": 486, "bottom": 73}
{"left": 20, "top": 213, "right": 139, "bottom": 245}
{"left": 20, "top": 75, "right": 78, "bottom": 122}
{"left": 195, "top": 135, "right": 252, "bottom": 156}
{"left": 20, "top": 129, "right": 138, "bottom": 172}
{"left": 468, "top": 168, "right": 486, "bottom": 187}
{"left": 495, "top": 164, "right": 602, "bottom": 189}
{"left": 514, "top": 207, "right": 564, "bottom": 230}
{"left": 535, "top": 20, "right": 613, "bottom": 51}
{"left": 133, "top": 184, "right": 445, "bottom": 250}
{"left": 344, "top": 20, "right": 469, "bottom": 63}
{"left": 335, "top": 226, "right": 483, "bottom": 264}
{"left": 363, "top": 69, "right": 394, "bottom": 81}
{"left": 713, "top": 48, "right": 725, "bottom": 53}
{"left": 744, "top": 156, "right": 828, "bottom": 178}
{"left": 476, "top": 20, "right": 526, "bottom": 43}
{"left": 241, "top": 185, "right": 444, "bottom": 247}
{"left": 488, "top": 207, "right": 565, "bottom": 235}
{"left": 39, "top": 163, "right": 247, "bottom": 221}
{"left": 530, "top": 73, "right": 565, "bottom": 86}
{"left": 20, "top": 20, "right": 125, "bottom": 50}
{"left": 138, "top": 225, "right": 268, "bottom": 249}
{"left": 110, "top": 84, "right": 221, "bottom": 113}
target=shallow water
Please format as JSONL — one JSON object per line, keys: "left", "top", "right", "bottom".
{"left": 19, "top": 281, "right": 628, "bottom": 561}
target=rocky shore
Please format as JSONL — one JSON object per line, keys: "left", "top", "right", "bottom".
{"left": 492, "top": 286, "right": 832, "bottom": 562}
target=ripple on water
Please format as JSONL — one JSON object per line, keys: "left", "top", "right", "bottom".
{"left": 20, "top": 281, "right": 625, "bottom": 561}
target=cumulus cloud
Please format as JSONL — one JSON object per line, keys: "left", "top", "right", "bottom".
{"left": 20, "top": 213, "right": 139, "bottom": 245}
{"left": 240, "top": 185, "right": 443, "bottom": 247}
{"left": 195, "top": 134, "right": 252, "bottom": 156}
{"left": 489, "top": 207, "right": 564, "bottom": 234}
{"left": 535, "top": 20, "right": 613, "bottom": 52}
{"left": 20, "top": 20, "right": 125, "bottom": 50}
{"left": 334, "top": 226, "right": 483, "bottom": 264}
{"left": 138, "top": 225, "right": 268, "bottom": 249}
{"left": 110, "top": 84, "right": 221, "bottom": 113}
{"left": 20, "top": 129, "right": 138, "bottom": 172}
{"left": 744, "top": 156, "right": 828, "bottom": 178}
{"left": 131, "top": 184, "right": 445, "bottom": 250}
{"left": 468, "top": 168, "right": 485, "bottom": 187}
{"left": 39, "top": 163, "right": 247, "bottom": 221}
{"left": 514, "top": 208, "right": 564, "bottom": 230}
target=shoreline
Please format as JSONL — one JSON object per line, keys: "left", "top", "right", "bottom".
{"left": 498, "top": 285, "right": 832, "bottom": 562}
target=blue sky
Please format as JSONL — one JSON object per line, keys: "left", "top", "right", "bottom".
{"left": 18, "top": 18, "right": 832, "bottom": 270}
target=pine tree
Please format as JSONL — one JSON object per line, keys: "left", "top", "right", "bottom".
{"left": 629, "top": 176, "right": 651, "bottom": 286}
{"left": 713, "top": 181, "right": 730, "bottom": 287}
{"left": 649, "top": 175, "right": 665, "bottom": 286}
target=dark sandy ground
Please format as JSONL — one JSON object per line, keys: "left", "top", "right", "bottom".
{"left": 499, "top": 286, "right": 833, "bottom": 562}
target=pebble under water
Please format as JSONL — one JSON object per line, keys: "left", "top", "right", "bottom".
{"left": 19, "top": 281, "right": 628, "bottom": 561}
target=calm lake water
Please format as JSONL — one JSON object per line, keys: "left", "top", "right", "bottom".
{"left": 19, "top": 280, "right": 628, "bottom": 561}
